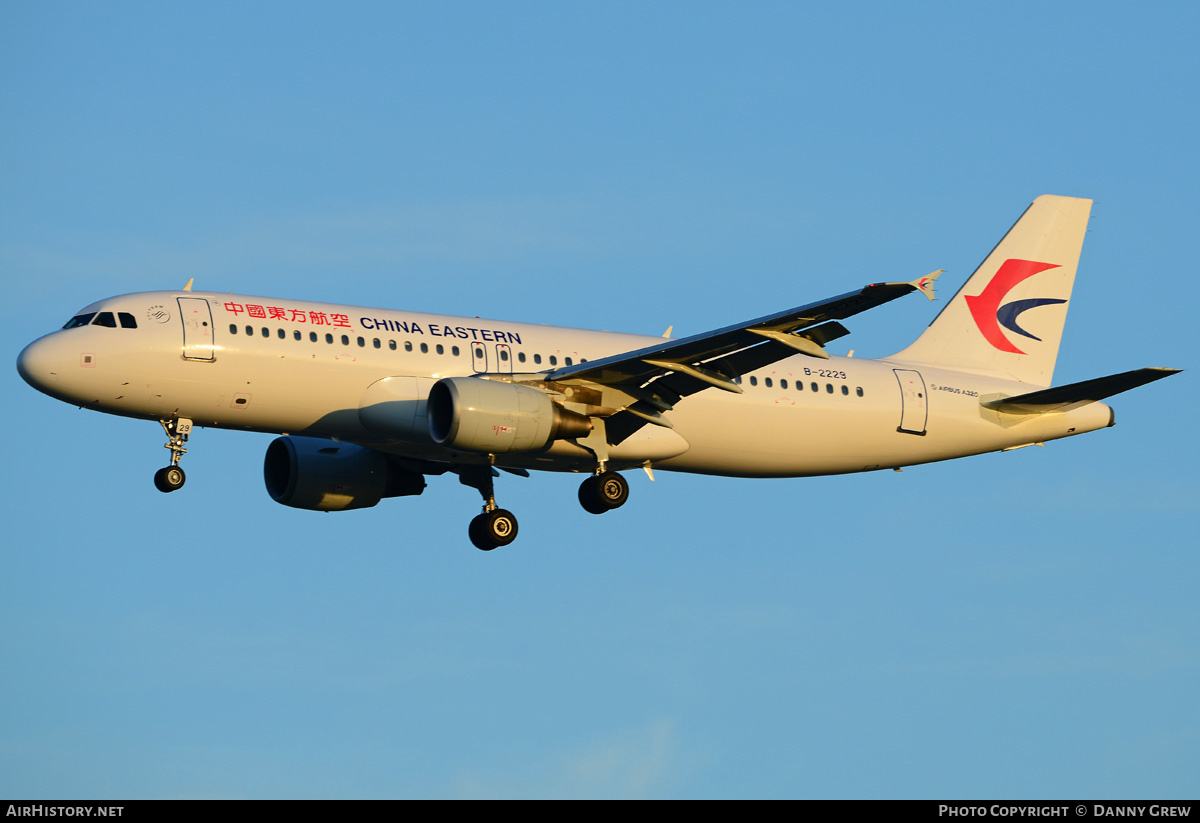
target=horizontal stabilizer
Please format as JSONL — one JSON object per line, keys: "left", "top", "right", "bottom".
{"left": 982, "top": 367, "right": 1181, "bottom": 414}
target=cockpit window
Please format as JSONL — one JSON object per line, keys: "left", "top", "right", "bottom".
{"left": 63, "top": 313, "right": 96, "bottom": 329}
{"left": 63, "top": 310, "right": 139, "bottom": 330}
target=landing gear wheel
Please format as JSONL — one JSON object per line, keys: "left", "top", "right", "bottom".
{"left": 578, "top": 471, "right": 629, "bottom": 514}
{"left": 154, "top": 465, "right": 186, "bottom": 493}
{"left": 469, "top": 508, "right": 519, "bottom": 551}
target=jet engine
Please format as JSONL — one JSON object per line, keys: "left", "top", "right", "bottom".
{"left": 263, "top": 435, "right": 425, "bottom": 511}
{"left": 427, "top": 377, "right": 592, "bottom": 453}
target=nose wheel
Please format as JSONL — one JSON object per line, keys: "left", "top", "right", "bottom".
{"left": 579, "top": 470, "right": 629, "bottom": 514}
{"left": 154, "top": 465, "right": 186, "bottom": 493}
{"left": 154, "top": 417, "right": 192, "bottom": 494}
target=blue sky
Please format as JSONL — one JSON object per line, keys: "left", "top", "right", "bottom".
{"left": 2, "top": 1, "right": 1196, "bottom": 798}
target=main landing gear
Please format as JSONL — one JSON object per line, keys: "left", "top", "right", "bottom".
{"left": 153, "top": 417, "right": 192, "bottom": 493}
{"left": 578, "top": 470, "right": 630, "bottom": 515}
{"left": 458, "top": 461, "right": 632, "bottom": 551}
{"left": 574, "top": 420, "right": 629, "bottom": 516}
{"left": 459, "top": 465, "right": 519, "bottom": 552}
{"left": 468, "top": 508, "right": 519, "bottom": 551}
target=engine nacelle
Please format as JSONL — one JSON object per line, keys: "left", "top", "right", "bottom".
{"left": 263, "top": 435, "right": 425, "bottom": 511}
{"left": 427, "top": 377, "right": 592, "bottom": 453}
{"left": 358, "top": 375, "right": 437, "bottom": 441}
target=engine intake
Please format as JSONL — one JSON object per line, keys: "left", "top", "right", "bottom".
{"left": 264, "top": 436, "right": 425, "bottom": 511}
{"left": 427, "top": 377, "right": 592, "bottom": 453}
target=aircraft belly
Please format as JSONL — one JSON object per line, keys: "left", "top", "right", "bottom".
{"left": 659, "top": 396, "right": 900, "bottom": 476}
{"left": 120, "top": 354, "right": 376, "bottom": 435}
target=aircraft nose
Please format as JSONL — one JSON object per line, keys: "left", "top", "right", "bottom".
{"left": 17, "top": 334, "right": 69, "bottom": 397}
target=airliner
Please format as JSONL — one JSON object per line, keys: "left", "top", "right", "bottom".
{"left": 16, "top": 195, "right": 1180, "bottom": 549}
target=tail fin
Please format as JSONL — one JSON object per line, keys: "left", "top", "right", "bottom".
{"left": 889, "top": 195, "right": 1093, "bottom": 386}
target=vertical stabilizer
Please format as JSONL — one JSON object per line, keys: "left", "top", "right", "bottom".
{"left": 889, "top": 195, "right": 1093, "bottom": 386}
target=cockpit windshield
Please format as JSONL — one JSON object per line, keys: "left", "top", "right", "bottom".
{"left": 61, "top": 311, "right": 138, "bottom": 330}
{"left": 63, "top": 313, "right": 96, "bottom": 329}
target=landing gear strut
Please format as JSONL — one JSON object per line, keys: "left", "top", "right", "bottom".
{"left": 154, "top": 417, "right": 192, "bottom": 493}
{"left": 459, "top": 463, "right": 519, "bottom": 551}
{"left": 574, "top": 418, "right": 630, "bottom": 515}
{"left": 578, "top": 470, "right": 629, "bottom": 514}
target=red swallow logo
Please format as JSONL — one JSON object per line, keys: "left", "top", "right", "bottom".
{"left": 965, "top": 259, "right": 1065, "bottom": 354}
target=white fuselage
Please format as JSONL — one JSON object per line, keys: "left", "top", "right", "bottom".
{"left": 17, "top": 290, "right": 1114, "bottom": 478}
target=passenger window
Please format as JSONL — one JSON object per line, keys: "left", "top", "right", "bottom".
{"left": 811, "top": 382, "right": 818, "bottom": 392}
{"left": 229, "top": 324, "right": 238, "bottom": 334}
{"left": 780, "top": 379, "right": 788, "bottom": 389}
{"left": 826, "top": 383, "right": 833, "bottom": 393}
{"left": 436, "top": 344, "right": 444, "bottom": 355}
{"left": 420, "top": 343, "right": 428, "bottom": 353}
{"left": 261, "top": 327, "right": 269, "bottom": 337}
{"left": 356, "top": 337, "right": 365, "bottom": 347}
{"left": 549, "top": 355, "right": 558, "bottom": 366}
{"left": 452, "top": 346, "right": 460, "bottom": 356}
{"left": 534, "top": 354, "right": 542, "bottom": 365}
{"left": 93, "top": 312, "right": 117, "bottom": 328}
{"left": 405, "top": 341, "right": 413, "bottom": 352}
{"left": 341, "top": 334, "right": 349, "bottom": 346}
{"left": 63, "top": 313, "right": 96, "bottom": 329}
{"left": 311, "top": 332, "right": 318, "bottom": 342}
{"left": 373, "top": 338, "right": 381, "bottom": 349}
{"left": 246, "top": 325, "right": 253, "bottom": 336}
{"left": 841, "top": 385, "right": 849, "bottom": 395}
{"left": 474, "top": 346, "right": 484, "bottom": 359}
{"left": 389, "top": 340, "right": 397, "bottom": 351}
{"left": 277, "top": 329, "right": 285, "bottom": 339}
{"left": 749, "top": 376, "right": 758, "bottom": 386}
{"left": 518, "top": 352, "right": 526, "bottom": 363}
{"left": 293, "top": 330, "right": 301, "bottom": 341}
{"left": 503, "top": 350, "right": 511, "bottom": 362}
{"left": 118, "top": 312, "right": 137, "bottom": 329}
{"left": 325, "top": 333, "right": 333, "bottom": 344}
{"left": 765, "top": 377, "right": 773, "bottom": 388}
{"left": 856, "top": 387, "right": 864, "bottom": 397}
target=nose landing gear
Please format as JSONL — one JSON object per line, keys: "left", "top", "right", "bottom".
{"left": 154, "top": 417, "right": 192, "bottom": 493}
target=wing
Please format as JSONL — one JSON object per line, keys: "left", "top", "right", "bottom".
{"left": 543, "top": 272, "right": 941, "bottom": 439}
